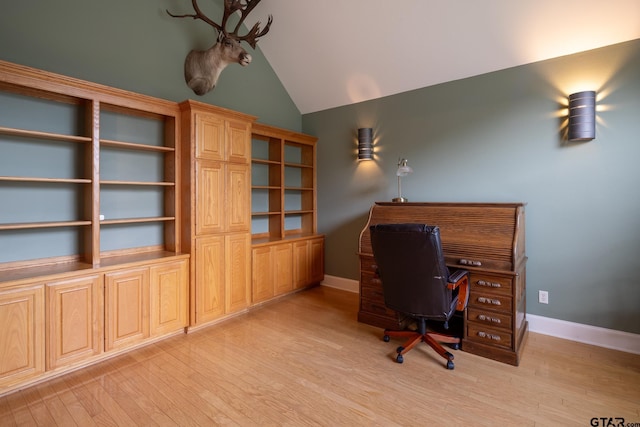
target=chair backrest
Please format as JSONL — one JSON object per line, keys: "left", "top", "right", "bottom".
{"left": 370, "top": 223, "right": 454, "bottom": 321}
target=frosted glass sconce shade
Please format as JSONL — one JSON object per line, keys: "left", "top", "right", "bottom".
{"left": 568, "top": 91, "right": 596, "bottom": 141}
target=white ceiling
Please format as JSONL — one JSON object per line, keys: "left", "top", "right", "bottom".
{"left": 246, "top": 0, "right": 640, "bottom": 114}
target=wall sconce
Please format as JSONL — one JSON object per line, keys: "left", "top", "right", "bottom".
{"left": 568, "top": 91, "right": 596, "bottom": 141}
{"left": 392, "top": 158, "right": 413, "bottom": 203}
{"left": 357, "top": 128, "right": 373, "bottom": 160}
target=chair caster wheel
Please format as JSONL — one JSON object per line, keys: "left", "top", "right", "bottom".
{"left": 446, "top": 360, "right": 455, "bottom": 370}
{"left": 396, "top": 346, "right": 404, "bottom": 354}
{"left": 396, "top": 354, "right": 404, "bottom": 363}
{"left": 450, "top": 343, "right": 460, "bottom": 350}
{"left": 383, "top": 335, "right": 390, "bottom": 342}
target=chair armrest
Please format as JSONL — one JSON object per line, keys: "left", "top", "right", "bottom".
{"left": 447, "top": 268, "right": 468, "bottom": 285}
{"left": 447, "top": 269, "right": 470, "bottom": 311}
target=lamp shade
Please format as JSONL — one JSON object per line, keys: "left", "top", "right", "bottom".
{"left": 568, "top": 91, "right": 596, "bottom": 141}
{"left": 357, "top": 128, "right": 373, "bottom": 160}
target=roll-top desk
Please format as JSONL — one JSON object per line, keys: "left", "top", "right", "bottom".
{"left": 358, "top": 202, "right": 528, "bottom": 365}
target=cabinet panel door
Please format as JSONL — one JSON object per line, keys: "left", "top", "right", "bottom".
{"left": 226, "top": 233, "right": 250, "bottom": 313}
{"left": 0, "top": 285, "right": 45, "bottom": 388}
{"left": 196, "top": 160, "right": 225, "bottom": 235}
{"left": 251, "top": 246, "right": 273, "bottom": 303}
{"left": 195, "top": 113, "right": 224, "bottom": 160}
{"left": 274, "top": 243, "right": 293, "bottom": 296}
{"left": 105, "top": 268, "right": 150, "bottom": 351}
{"left": 226, "top": 119, "right": 251, "bottom": 164}
{"left": 226, "top": 163, "right": 251, "bottom": 232}
{"left": 293, "top": 240, "right": 310, "bottom": 289}
{"left": 46, "top": 275, "right": 102, "bottom": 370}
{"left": 150, "top": 260, "right": 188, "bottom": 336}
{"left": 309, "top": 238, "right": 325, "bottom": 284}
{"left": 195, "top": 236, "right": 225, "bottom": 324}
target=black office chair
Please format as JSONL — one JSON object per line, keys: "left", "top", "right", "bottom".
{"left": 370, "top": 223, "right": 469, "bottom": 369}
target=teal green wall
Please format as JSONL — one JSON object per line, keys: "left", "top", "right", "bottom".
{"left": 0, "top": 0, "right": 301, "bottom": 130}
{"left": 303, "top": 39, "right": 640, "bottom": 334}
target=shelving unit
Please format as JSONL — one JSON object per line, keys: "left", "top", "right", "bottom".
{"left": 250, "top": 123, "right": 324, "bottom": 304}
{"left": 0, "top": 88, "right": 95, "bottom": 266}
{"left": 0, "top": 63, "right": 181, "bottom": 268}
{"left": 251, "top": 123, "right": 318, "bottom": 242}
{"left": 0, "top": 60, "right": 188, "bottom": 396}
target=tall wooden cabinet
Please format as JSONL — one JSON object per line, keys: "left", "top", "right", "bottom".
{"left": 179, "top": 101, "right": 256, "bottom": 329}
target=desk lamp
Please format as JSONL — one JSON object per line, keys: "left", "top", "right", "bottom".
{"left": 392, "top": 158, "right": 413, "bottom": 203}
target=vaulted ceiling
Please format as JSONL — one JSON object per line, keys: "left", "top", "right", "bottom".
{"left": 246, "top": 0, "right": 640, "bottom": 114}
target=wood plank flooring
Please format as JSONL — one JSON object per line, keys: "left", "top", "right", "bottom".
{"left": 1, "top": 286, "right": 639, "bottom": 426}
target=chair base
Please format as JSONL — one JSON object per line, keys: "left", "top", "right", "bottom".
{"left": 383, "top": 319, "right": 460, "bottom": 369}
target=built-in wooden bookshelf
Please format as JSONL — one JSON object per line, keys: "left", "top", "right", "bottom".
{"left": 0, "top": 61, "right": 181, "bottom": 268}
{"left": 250, "top": 123, "right": 324, "bottom": 305}
{"left": 0, "top": 60, "right": 188, "bottom": 396}
{"left": 251, "top": 123, "right": 318, "bottom": 242}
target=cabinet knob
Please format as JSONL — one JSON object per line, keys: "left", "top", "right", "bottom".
{"left": 477, "top": 331, "right": 501, "bottom": 341}
{"left": 477, "top": 280, "right": 501, "bottom": 288}
{"left": 477, "top": 314, "right": 501, "bottom": 324}
{"left": 477, "top": 297, "right": 501, "bottom": 306}
{"left": 459, "top": 259, "right": 482, "bottom": 267}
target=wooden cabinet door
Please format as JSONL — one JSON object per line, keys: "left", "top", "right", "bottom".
{"left": 273, "top": 243, "right": 293, "bottom": 296}
{"left": 195, "top": 113, "right": 225, "bottom": 161}
{"left": 0, "top": 285, "right": 45, "bottom": 388}
{"left": 196, "top": 160, "right": 225, "bottom": 235}
{"left": 150, "top": 260, "right": 188, "bottom": 336}
{"left": 309, "top": 238, "right": 325, "bottom": 284}
{"left": 293, "top": 240, "right": 310, "bottom": 289}
{"left": 195, "top": 236, "right": 225, "bottom": 324}
{"left": 226, "top": 119, "right": 251, "bottom": 164}
{"left": 105, "top": 268, "right": 150, "bottom": 351}
{"left": 252, "top": 246, "right": 273, "bottom": 303}
{"left": 226, "top": 233, "right": 251, "bottom": 313}
{"left": 46, "top": 275, "right": 102, "bottom": 370}
{"left": 226, "top": 163, "right": 251, "bottom": 233}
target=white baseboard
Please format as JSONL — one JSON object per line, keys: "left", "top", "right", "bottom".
{"left": 321, "top": 276, "right": 640, "bottom": 355}
{"left": 527, "top": 314, "right": 640, "bottom": 355}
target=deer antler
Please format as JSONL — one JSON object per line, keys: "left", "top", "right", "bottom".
{"left": 167, "top": 0, "right": 272, "bottom": 49}
{"left": 229, "top": 0, "right": 273, "bottom": 48}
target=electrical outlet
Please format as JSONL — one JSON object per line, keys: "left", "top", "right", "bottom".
{"left": 538, "top": 290, "right": 549, "bottom": 304}
{"left": 99, "top": 214, "right": 105, "bottom": 221}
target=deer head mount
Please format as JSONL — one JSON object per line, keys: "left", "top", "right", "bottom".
{"left": 167, "top": 0, "right": 273, "bottom": 96}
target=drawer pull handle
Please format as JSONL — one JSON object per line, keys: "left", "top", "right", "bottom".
{"left": 477, "top": 331, "right": 501, "bottom": 341}
{"left": 477, "top": 280, "right": 501, "bottom": 288}
{"left": 477, "top": 297, "right": 501, "bottom": 306}
{"left": 459, "top": 259, "right": 482, "bottom": 267}
{"left": 477, "top": 314, "right": 501, "bottom": 324}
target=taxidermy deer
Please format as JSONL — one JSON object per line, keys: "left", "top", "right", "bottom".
{"left": 167, "top": 0, "right": 273, "bottom": 95}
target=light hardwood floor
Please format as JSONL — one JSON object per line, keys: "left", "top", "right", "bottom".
{"left": 1, "top": 286, "right": 639, "bottom": 426}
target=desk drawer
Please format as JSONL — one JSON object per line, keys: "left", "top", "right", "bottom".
{"left": 361, "top": 282, "right": 385, "bottom": 302}
{"left": 360, "top": 256, "right": 377, "bottom": 273}
{"left": 469, "top": 291, "right": 512, "bottom": 313}
{"left": 466, "top": 323, "right": 513, "bottom": 349}
{"left": 360, "top": 298, "right": 396, "bottom": 318}
{"left": 467, "top": 307, "right": 511, "bottom": 331}
{"left": 469, "top": 272, "right": 513, "bottom": 296}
